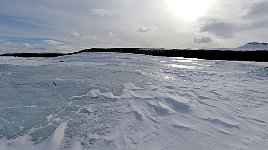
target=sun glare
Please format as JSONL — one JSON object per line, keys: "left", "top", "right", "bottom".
{"left": 166, "top": 0, "right": 213, "bottom": 21}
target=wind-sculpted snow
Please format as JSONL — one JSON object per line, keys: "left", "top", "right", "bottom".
{"left": 0, "top": 53, "right": 267, "bottom": 150}
{"left": 247, "top": 67, "right": 268, "bottom": 78}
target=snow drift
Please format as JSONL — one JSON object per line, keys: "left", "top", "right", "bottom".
{"left": 0, "top": 53, "right": 267, "bottom": 150}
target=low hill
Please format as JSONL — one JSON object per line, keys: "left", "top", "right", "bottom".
{"left": 237, "top": 42, "right": 268, "bottom": 50}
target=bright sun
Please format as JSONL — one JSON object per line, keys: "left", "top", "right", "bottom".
{"left": 166, "top": 0, "right": 213, "bottom": 21}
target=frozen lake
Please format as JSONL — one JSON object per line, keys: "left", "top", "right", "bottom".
{"left": 0, "top": 52, "right": 267, "bottom": 150}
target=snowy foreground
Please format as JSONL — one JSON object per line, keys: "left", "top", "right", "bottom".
{"left": 0, "top": 52, "right": 267, "bottom": 150}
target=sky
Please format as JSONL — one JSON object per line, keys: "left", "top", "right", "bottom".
{"left": 0, "top": 0, "right": 268, "bottom": 53}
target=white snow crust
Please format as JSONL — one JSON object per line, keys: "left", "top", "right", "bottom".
{"left": 0, "top": 53, "right": 267, "bottom": 150}
{"left": 236, "top": 42, "right": 268, "bottom": 50}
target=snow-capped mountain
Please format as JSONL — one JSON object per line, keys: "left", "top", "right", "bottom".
{"left": 237, "top": 42, "right": 268, "bottom": 50}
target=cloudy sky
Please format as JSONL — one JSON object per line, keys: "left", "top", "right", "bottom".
{"left": 0, "top": 0, "right": 267, "bottom": 53}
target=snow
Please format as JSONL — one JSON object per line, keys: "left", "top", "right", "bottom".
{"left": 0, "top": 52, "right": 267, "bottom": 150}
{"left": 43, "top": 122, "right": 68, "bottom": 150}
{"left": 236, "top": 42, "right": 268, "bottom": 50}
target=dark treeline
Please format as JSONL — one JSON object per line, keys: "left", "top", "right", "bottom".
{"left": 83, "top": 48, "right": 268, "bottom": 62}
{"left": 0, "top": 52, "right": 80, "bottom": 57}
{"left": 1, "top": 48, "right": 268, "bottom": 62}
{"left": 0, "top": 53, "right": 66, "bottom": 57}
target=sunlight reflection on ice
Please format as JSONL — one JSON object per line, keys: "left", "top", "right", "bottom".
{"left": 172, "top": 57, "right": 198, "bottom": 62}
{"left": 167, "top": 64, "right": 202, "bottom": 69}
{"left": 172, "top": 59, "right": 194, "bottom": 63}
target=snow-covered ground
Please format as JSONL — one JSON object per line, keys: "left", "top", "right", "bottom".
{"left": 236, "top": 42, "right": 268, "bottom": 51}
{"left": 0, "top": 52, "right": 267, "bottom": 150}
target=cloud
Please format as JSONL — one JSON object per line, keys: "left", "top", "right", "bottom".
{"left": 194, "top": 36, "right": 212, "bottom": 43}
{"left": 82, "top": 35, "right": 97, "bottom": 39}
{"left": 55, "top": 45, "right": 73, "bottom": 53}
{"left": 137, "top": 26, "right": 157, "bottom": 33}
{"left": 0, "top": 41, "right": 46, "bottom": 54}
{"left": 70, "top": 31, "right": 97, "bottom": 39}
{"left": 91, "top": 9, "right": 112, "bottom": 17}
{"left": 240, "top": 1, "right": 268, "bottom": 30}
{"left": 43, "top": 39, "right": 64, "bottom": 46}
{"left": 200, "top": 20, "right": 235, "bottom": 38}
{"left": 42, "top": 39, "right": 74, "bottom": 53}
{"left": 0, "top": 0, "right": 268, "bottom": 50}
{"left": 243, "top": 1, "right": 268, "bottom": 19}
{"left": 251, "top": 19, "right": 268, "bottom": 29}
{"left": 71, "top": 31, "right": 80, "bottom": 38}
{"left": 0, "top": 15, "right": 51, "bottom": 30}
{"left": 108, "top": 32, "right": 114, "bottom": 37}
{"left": 1, "top": 37, "right": 74, "bottom": 53}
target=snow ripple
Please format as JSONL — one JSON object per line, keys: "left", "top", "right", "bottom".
{"left": 0, "top": 53, "right": 267, "bottom": 150}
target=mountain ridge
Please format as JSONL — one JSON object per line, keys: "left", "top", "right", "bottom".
{"left": 237, "top": 42, "right": 268, "bottom": 50}
{"left": 1, "top": 48, "right": 268, "bottom": 62}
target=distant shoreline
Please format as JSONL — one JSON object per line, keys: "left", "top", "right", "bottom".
{"left": 1, "top": 48, "right": 268, "bottom": 62}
